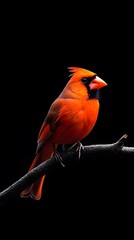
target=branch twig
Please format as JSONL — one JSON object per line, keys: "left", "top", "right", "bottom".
{"left": 0, "top": 134, "right": 134, "bottom": 204}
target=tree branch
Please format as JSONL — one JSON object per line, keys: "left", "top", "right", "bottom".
{"left": 0, "top": 134, "right": 134, "bottom": 204}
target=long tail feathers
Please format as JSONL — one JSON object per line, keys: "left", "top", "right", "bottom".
{"left": 20, "top": 141, "right": 56, "bottom": 200}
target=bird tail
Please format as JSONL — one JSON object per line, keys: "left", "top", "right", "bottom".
{"left": 20, "top": 141, "right": 56, "bottom": 200}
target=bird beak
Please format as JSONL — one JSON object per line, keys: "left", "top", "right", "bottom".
{"left": 89, "top": 76, "right": 107, "bottom": 90}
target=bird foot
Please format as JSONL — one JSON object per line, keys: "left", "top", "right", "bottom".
{"left": 75, "top": 141, "right": 84, "bottom": 159}
{"left": 54, "top": 151, "right": 66, "bottom": 168}
{"left": 62, "top": 141, "right": 84, "bottom": 159}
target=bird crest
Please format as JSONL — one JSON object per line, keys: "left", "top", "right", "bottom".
{"left": 68, "top": 67, "right": 96, "bottom": 78}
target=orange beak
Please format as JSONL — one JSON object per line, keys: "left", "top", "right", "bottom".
{"left": 89, "top": 76, "right": 107, "bottom": 90}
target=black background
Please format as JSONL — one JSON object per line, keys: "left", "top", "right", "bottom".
{"left": 1, "top": 4, "right": 134, "bottom": 235}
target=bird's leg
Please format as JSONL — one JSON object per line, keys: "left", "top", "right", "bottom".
{"left": 55, "top": 142, "right": 84, "bottom": 167}
{"left": 54, "top": 151, "right": 66, "bottom": 168}
{"left": 76, "top": 141, "right": 84, "bottom": 159}
{"left": 62, "top": 141, "right": 84, "bottom": 159}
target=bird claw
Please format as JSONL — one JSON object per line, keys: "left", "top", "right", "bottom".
{"left": 55, "top": 142, "right": 84, "bottom": 168}
{"left": 62, "top": 141, "right": 84, "bottom": 159}
{"left": 75, "top": 141, "right": 84, "bottom": 159}
{"left": 54, "top": 151, "right": 66, "bottom": 167}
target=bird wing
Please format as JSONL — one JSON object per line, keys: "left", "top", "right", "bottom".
{"left": 36, "top": 99, "right": 62, "bottom": 153}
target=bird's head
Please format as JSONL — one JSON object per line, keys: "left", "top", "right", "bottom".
{"left": 65, "top": 67, "right": 107, "bottom": 100}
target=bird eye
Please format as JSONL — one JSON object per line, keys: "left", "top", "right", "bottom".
{"left": 81, "top": 78, "right": 88, "bottom": 83}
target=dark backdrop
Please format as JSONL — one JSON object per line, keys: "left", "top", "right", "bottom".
{"left": 1, "top": 9, "right": 134, "bottom": 232}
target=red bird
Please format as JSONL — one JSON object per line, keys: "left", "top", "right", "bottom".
{"left": 21, "top": 67, "right": 107, "bottom": 200}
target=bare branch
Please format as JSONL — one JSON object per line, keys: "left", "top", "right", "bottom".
{"left": 0, "top": 134, "right": 134, "bottom": 204}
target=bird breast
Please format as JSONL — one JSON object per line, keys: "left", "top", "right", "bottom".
{"left": 52, "top": 99, "right": 100, "bottom": 144}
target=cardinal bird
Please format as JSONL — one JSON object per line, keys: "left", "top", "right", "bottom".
{"left": 20, "top": 67, "right": 107, "bottom": 200}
